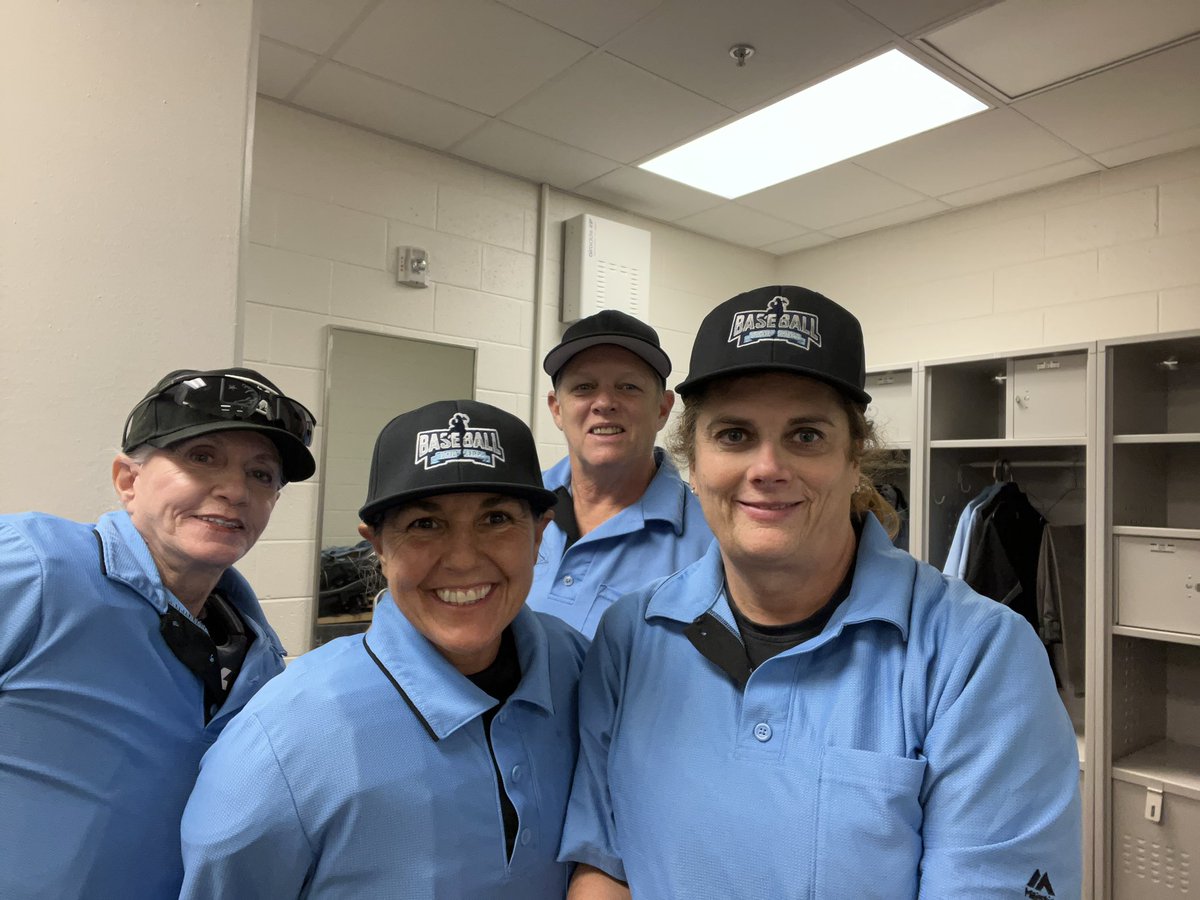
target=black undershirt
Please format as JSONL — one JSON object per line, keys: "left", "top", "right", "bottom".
{"left": 551, "top": 487, "right": 580, "bottom": 550}
{"left": 466, "top": 627, "right": 522, "bottom": 861}
{"left": 684, "top": 519, "right": 863, "bottom": 687}
{"left": 159, "top": 591, "right": 253, "bottom": 723}
{"left": 729, "top": 558, "right": 856, "bottom": 670}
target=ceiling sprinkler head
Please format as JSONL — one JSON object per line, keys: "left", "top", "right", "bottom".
{"left": 729, "top": 44, "right": 756, "bottom": 68}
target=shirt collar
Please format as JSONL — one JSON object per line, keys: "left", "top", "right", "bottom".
{"left": 645, "top": 515, "right": 914, "bottom": 641}
{"left": 95, "top": 509, "right": 174, "bottom": 613}
{"left": 544, "top": 447, "right": 691, "bottom": 536}
{"left": 95, "top": 509, "right": 284, "bottom": 652}
{"left": 364, "top": 598, "right": 554, "bottom": 742}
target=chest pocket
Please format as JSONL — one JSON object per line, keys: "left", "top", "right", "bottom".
{"left": 813, "top": 746, "right": 926, "bottom": 899}
{"left": 582, "top": 584, "right": 622, "bottom": 636}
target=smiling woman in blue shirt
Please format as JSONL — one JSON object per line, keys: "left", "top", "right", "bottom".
{"left": 0, "top": 367, "right": 315, "bottom": 898}
{"left": 180, "top": 400, "right": 588, "bottom": 899}
{"left": 559, "top": 286, "right": 1081, "bottom": 900}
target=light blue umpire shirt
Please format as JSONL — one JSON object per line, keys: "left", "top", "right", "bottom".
{"left": 0, "top": 510, "right": 286, "bottom": 899}
{"left": 526, "top": 449, "right": 713, "bottom": 638}
{"left": 559, "top": 514, "right": 1082, "bottom": 899}
{"left": 180, "top": 594, "right": 588, "bottom": 899}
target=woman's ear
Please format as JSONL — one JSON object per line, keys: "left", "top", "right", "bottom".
{"left": 358, "top": 521, "right": 384, "bottom": 555}
{"left": 112, "top": 456, "right": 138, "bottom": 506}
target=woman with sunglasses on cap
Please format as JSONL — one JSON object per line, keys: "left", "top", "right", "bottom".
{"left": 0, "top": 367, "right": 315, "bottom": 899}
{"left": 180, "top": 400, "right": 588, "bottom": 898}
{"left": 560, "top": 287, "right": 1081, "bottom": 899}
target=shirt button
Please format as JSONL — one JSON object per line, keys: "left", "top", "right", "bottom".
{"left": 511, "top": 764, "right": 523, "bottom": 782}
{"left": 562, "top": 575, "right": 574, "bottom": 586}
{"left": 520, "top": 829, "right": 532, "bottom": 846}
{"left": 753, "top": 722, "right": 772, "bottom": 742}
{"left": 496, "top": 711, "right": 507, "bottom": 725}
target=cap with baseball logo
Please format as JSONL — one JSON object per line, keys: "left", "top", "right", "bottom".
{"left": 359, "top": 399, "right": 557, "bottom": 524}
{"left": 543, "top": 309, "right": 671, "bottom": 385}
{"left": 675, "top": 285, "right": 871, "bottom": 405}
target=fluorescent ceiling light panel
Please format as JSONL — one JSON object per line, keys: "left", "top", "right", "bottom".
{"left": 640, "top": 49, "right": 988, "bottom": 198}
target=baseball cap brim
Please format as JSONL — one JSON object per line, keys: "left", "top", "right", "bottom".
{"left": 145, "top": 421, "right": 317, "bottom": 483}
{"left": 676, "top": 362, "right": 871, "bottom": 405}
{"left": 543, "top": 334, "right": 671, "bottom": 383}
{"left": 359, "top": 482, "right": 556, "bottom": 525}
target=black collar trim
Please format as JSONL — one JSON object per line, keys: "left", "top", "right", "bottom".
{"left": 363, "top": 636, "right": 439, "bottom": 743}
{"left": 93, "top": 528, "right": 107, "bottom": 576}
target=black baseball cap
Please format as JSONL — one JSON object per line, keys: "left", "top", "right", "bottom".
{"left": 359, "top": 399, "right": 556, "bottom": 524}
{"left": 543, "top": 310, "right": 671, "bottom": 385}
{"left": 122, "top": 367, "right": 317, "bottom": 483}
{"left": 676, "top": 286, "right": 871, "bottom": 405}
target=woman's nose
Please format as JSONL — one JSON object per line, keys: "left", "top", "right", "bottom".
{"left": 747, "top": 442, "right": 789, "bottom": 484}
{"left": 212, "top": 466, "right": 251, "bottom": 503}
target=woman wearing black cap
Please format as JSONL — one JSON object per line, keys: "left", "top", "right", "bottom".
{"left": 0, "top": 367, "right": 316, "bottom": 898}
{"left": 180, "top": 400, "right": 588, "bottom": 898}
{"left": 560, "top": 287, "right": 1081, "bottom": 899}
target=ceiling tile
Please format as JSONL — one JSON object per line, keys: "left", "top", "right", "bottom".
{"left": 334, "top": 0, "right": 592, "bottom": 115}
{"left": 258, "top": 39, "right": 321, "bottom": 100}
{"left": 739, "top": 163, "right": 930, "bottom": 229}
{"left": 502, "top": 53, "right": 732, "bottom": 163}
{"left": 574, "top": 167, "right": 725, "bottom": 221}
{"left": 1014, "top": 39, "right": 1200, "bottom": 155}
{"left": 494, "top": 0, "right": 666, "bottom": 46}
{"left": 450, "top": 121, "right": 620, "bottom": 190}
{"left": 293, "top": 62, "right": 488, "bottom": 150}
{"left": 924, "top": 0, "right": 1200, "bottom": 96}
{"left": 938, "top": 156, "right": 1101, "bottom": 207}
{"left": 844, "top": 0, "right": 996, "bottom": 37}
{"left": 1093, "top": 125, "right": 1200, "bottom": 169}
{"left": 258, "top": 0, "right": 376, "bottom": 55}
{"left": 605, "top": 0, "right": 891, "bottom": 111}
{"left": 854, "top": 108, "right": 1082, "bottom": 197}
{"left": 823, "top": 197, "right": 950, "bottom": 237}
{"left": 676, "top": 203, "right": 806, "bottom": 247}
{"left": 759, "top": 232, "right": 835, "bottom": 255}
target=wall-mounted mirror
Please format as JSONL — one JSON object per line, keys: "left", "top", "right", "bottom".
{"left": 313, "top": 327, "right": 475, "bottom": 646}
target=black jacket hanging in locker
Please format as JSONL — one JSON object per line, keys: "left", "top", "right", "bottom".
{"left": 963, "top": 481, "right": 1047, "bottom": 633}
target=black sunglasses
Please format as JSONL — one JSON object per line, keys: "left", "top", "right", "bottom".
{"left": 123, "top": 373, "right": 316, "bottom": 449}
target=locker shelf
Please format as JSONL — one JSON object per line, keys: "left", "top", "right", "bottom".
{"left": 930, "top": 437, "right": 1087, "bottom": 449}
{"left": 1113, "top": 432, "right": 1200, "bottom": 444}
{"left": 1111, "top": 626, "right": 1200, "bottom": 648}
{"left": 1113, "top": 740, "right": 1200, "bottom": 801}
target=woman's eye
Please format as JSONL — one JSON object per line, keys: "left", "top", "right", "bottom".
{"left": 406, "top": 518, "right": 438, "bottom": 531}
{"left": 794, "top": 429, "right": 822, "bottom": 444}
{"left": 715, "top": 428, "right": 748, "bottom": 445}
{"left": 251, "top": 469, "right": 277, "bottom": 486}
{"left": 188, "top": 451, "right": 214, "bottom": 464}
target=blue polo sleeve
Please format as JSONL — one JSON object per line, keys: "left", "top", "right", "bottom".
{"left": 180, "top": 712, "right": 315, "bottom": 899}
{"left": 918, "top": 607, "right": 1081, "bottom": 899}
{"left": 557, "top": 599, "right": 635, "bottom": 883}
{"left": 0, "top": 523, "right": 44, "bottom": 679}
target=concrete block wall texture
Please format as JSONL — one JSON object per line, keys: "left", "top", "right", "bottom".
{"left": 775, "top": 147, "right": 1200, "bottom": 366}
{"left": 242, "top": 100, "right": 774, "bottom": 653}
{"left": 241, "top": 104, "right": 1200, "bottom": 655}
{"left": 1, "top": 0, "right": 257, "bottom": 520}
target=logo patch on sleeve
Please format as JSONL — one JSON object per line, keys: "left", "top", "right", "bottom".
{"left": 414, "top": 413, "right": 506, "bottom": 469}
{"left": 727, "top": 294, "right": 822, "bottom": 350}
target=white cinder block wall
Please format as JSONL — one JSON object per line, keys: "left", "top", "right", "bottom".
{"left": 242, "top": 103, "right": 1200, "bottom": 656}
{"left": 776, "top": 147, "right": 1200, "bottom": 365}
{"left": 241, "top": 100, "right": 774, "bottom": 653}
